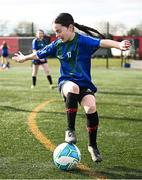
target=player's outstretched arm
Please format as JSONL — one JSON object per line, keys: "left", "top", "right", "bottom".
{"left": 100, "top": 39, "right": 131, "bottom": 51}
{"left": 12, "top": 51, "right": 38, "bottom": 63}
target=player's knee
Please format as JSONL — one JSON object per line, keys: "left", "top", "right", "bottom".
{"left": 62, "top": 82, "right": 79, "bottom": 96}
{"left": 85, "top": 105, "right": 96, "bottom": 114}
{"left": 45, "top": 69, "right": 50, "bottom": 75}
{"left": 69, "top": 85, "right": 79, "bottom": 94}
{"left": 32, "top": 72, "right": 37, "bottom": 76}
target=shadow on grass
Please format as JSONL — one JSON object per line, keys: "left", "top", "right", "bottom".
{"left": 97, "top": 101, "right": 142, "bottom": 108}
{"left": 0, "top": 106, "right": 33, "bottom": 113}
{"left": 0, "top": 106, "right": 50, "bottom": 114}
{"left": 99, "top": 91, "right": 142, "bottom": 97}
{"left": 99, "top": 166, "right": 142, "bottom": 179}
{"left": 99, "top": 115, "right": 142, "bottom": 122}
{"left": 1, "top": 106, "right": 142, "bottom": 122}
{"left": 59, "top": 167, "right": 107, "bottom": 179}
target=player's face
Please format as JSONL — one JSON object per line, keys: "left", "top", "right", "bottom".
{"left": 52, "top": 23, "right": 74, "bottom": 42}
{"left": 36, "top": 31, "right": 44, "bottom": 39}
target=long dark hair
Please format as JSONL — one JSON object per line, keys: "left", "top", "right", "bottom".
{"left": 2, "top": 41, "right": 8, "bottom": 48}
{"left": 54, "top": 13, "right": 105, "bottom": 39}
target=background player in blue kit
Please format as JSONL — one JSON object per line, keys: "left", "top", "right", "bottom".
{"left": 13, "top": 13, "right": 131, "bottom": 162}
{"left": 0, "top": 41, "right": 10, "bottom": 69}
{"left": 31, "top": 29, "right": 53, "bottom": 88}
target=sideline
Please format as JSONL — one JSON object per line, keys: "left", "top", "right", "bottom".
{"left": 28, "top": 100, "right": 107, "bottom": 179}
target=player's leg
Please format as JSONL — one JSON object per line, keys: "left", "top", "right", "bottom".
{"left": 42, "top": 63, "right": 53, "bottom": 88}
{"left": 6, "top": 56, "right": 10, "bottom": 69}
{"left": 2, "top": 57, "right": 6, "bottom": 68}
{"left": 61, "top": 81, "right": 79, "bottom": 144}
{"left": 4, "top": 57, "right": 7, "bottom": 68}
{"left": 0, "top": 56, "right": 4, "bottom": 67}
{"left": 80, "top": 94, "right": 102, "bottom": 162}
{"left": 31, "top": 64, "right": 39, "bottom": 88}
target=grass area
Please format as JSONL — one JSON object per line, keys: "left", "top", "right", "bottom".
{"left": 9, "top": 57, "right": 123, "bottom": 68}
{"left": 0, "top": 58, "right": 142, "bottom": 179}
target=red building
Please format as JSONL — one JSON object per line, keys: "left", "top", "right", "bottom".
{"left": 0, "top": 37, "right": 19, "bottom": 55}
{"left": 0, "top": 35, "right": 142, "bottom": 59}
{"left": 0, "top": 36, "right": 35, "bottom": 56}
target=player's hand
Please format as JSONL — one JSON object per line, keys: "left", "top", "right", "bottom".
{"left": 119, "top": 40, "right": 131, "bottom": 51}
{"left": 12, "top": 51, "right": 25, "bottom": 63}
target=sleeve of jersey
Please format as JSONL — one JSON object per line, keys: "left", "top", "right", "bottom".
{"left": 36, "top": 42, "right": 56, "bottom": 59}
{"left": 32, "top": 39, "right": 37, "bottom": 50}
{"left": 82, "top": 36, "right": 101, "bottom": 54}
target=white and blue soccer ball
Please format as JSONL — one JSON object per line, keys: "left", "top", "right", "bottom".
{"left": 53, "top": 143, "right": 81, "bottom": 171}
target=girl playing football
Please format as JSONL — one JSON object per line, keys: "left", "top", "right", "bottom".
{"left": 31, "top": 29, "right": 53, "bottom": 88}
{"left": 0, "top": 41, "right": 10, "bottom": 69}
{"left": 12, "top": 13, "right": 131, "bottom": 162}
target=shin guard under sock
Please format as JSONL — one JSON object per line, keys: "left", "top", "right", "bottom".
{"left": 86, "top": 112, "right": 99, "bottom": 147}
{"left": 66, "top": 92, "right": 78, "bottom": 131}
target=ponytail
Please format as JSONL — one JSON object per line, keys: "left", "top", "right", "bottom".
{"left": 54, "top": 13, "right": 105, "bottom": 39}
{"left": 74, "top": 22, "right": 105, "bottom": 39}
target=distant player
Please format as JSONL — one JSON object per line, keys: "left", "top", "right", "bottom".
{"left": 0, "top": 41, "right": 10, "bottom": 69}
{"left": 31, "top": 29, "right": 53, "bottom": 88}
{"left": 12, "top": 13, "right": 131, "bottom": 162}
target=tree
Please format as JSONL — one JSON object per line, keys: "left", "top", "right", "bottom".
{"left": 109, "top": 23, "right": 127, "bottom": 36}
{"left": 0, "top": 20, "right": 9, "bottom": 36}
{"left": 13, "top": 21, "right": 36, "bottom": 36}
{"left": 94, "top": 21, "right": 127, "bottom": 36}
{"left": 127, "top": 28, "right": 141, "bottom": 36}
{"left": 127, "top": 22, "right": 142, "bottom": 36}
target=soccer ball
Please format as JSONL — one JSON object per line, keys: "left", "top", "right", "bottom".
{"left": 53, "top": 143, "right": 81, "bottom": 171}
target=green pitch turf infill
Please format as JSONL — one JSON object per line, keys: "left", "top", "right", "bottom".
{"left": 0, "top": 59, "right": 142, "bottom": 179}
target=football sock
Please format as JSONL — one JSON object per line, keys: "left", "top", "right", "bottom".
{"left": 66, "top": 92, "right": 78, "bottom": 131}
{"left": 32, "top": 76, "right": 36, "bottom": 86}
{"left": 47, "top": 75, "right": 53, "bottom": 85}
{"left": 86, "top": 111, "right": 99, "bottom": 147}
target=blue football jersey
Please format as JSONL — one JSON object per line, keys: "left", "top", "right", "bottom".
{"left": 37, "top": 33, "right": 101, "bottom": 92}
{"left": 32, "top": 38, "right": 48, "bottom": 51}
{"left": 32, "top": 38, "right": 48, "bottom": 61}
{"left": 2, "top": 46, "right": 8, "bottom": 56}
